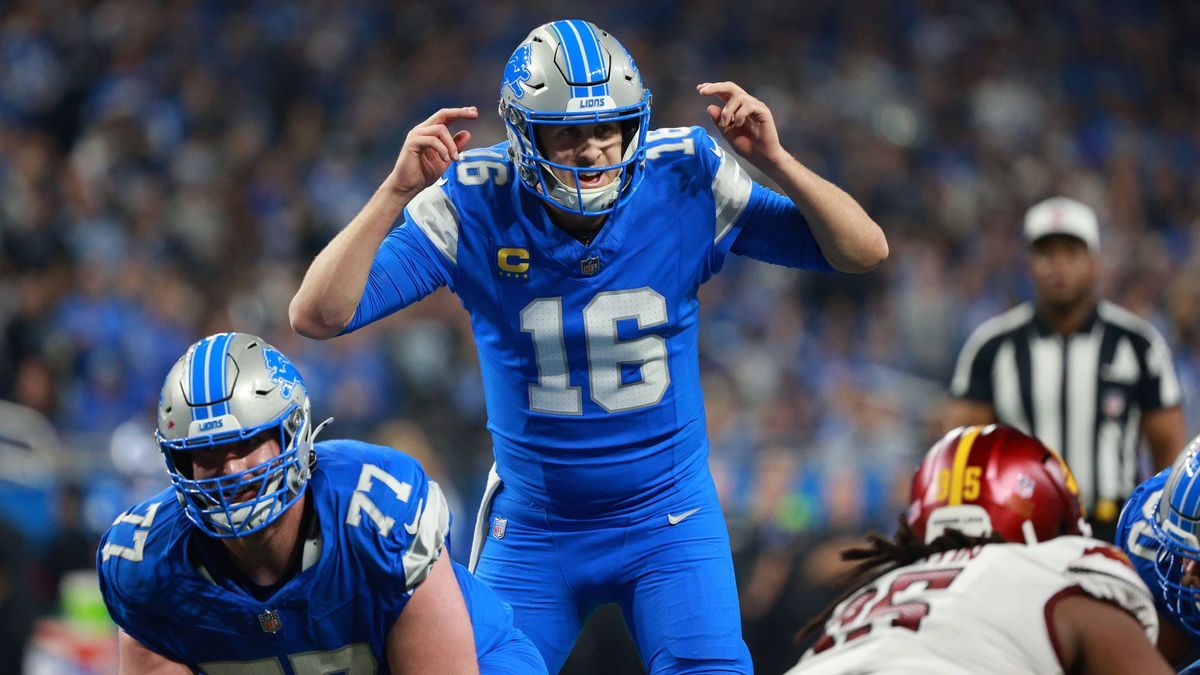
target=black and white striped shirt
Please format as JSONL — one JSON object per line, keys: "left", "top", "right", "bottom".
{"left": 950, "top": 300, "right": 1182, "bottom": 520}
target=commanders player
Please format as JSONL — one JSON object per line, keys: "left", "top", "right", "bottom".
{"left": 97, "top": 333, "right": 545, "bottom": 673}
{"left": 1117, "top": 433, "right": 1200, "bottom": 668}
{"left": 790, "top": 424, "right": 1169, "bottom": 674}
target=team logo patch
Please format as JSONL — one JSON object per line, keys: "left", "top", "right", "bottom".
{"left": 258, "top": 609, "right": 282, "bottom": 633}
{"left": 502, "top": 44, "right": 533, "bottom": 99}
{"left": 492, "top": 516, "right": 508, "bottom": 539}
{"left": 581, "top": 256, "right": 601, "bottom": 276}
{"left": 262, "top": 347, "right": 302, "bottom": 399}
{"left": 1016, "top": 473, "right": 1036, "bottom": 499}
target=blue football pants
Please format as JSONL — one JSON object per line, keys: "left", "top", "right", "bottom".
{"left": 472, "top": 469, "right": 751, "bottom": 674}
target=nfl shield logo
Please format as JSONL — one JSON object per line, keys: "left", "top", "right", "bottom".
{"left": 580, "top": 256, "right": 601, "bottom": 276}
{"left": 258, "top": 609, "right": 282, "bottom": 634}
{"left": 1016, "top": 473, "right": 1036, "bottom": 499}
{"left": 492, "top": 516, "right": 508, "bottom": 539}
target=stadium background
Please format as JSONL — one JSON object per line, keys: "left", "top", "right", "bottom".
{"left": 2, "top": 0, "right": 1199, "bottom": 672}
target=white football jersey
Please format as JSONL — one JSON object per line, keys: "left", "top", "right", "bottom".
{"left": 788, "top": 536, "right": 1157, "bottom": 675}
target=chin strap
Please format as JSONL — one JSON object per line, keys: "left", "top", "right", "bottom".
{"left": 545, "top": 171, "right": 621, "bottom": 213}
{"left": 538, "top": 125, "right": 644, "bottom": 214}
{"left": 1021, "top": 519, "right": 1039, "bottom": 544}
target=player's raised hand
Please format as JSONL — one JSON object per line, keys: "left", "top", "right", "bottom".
{"left": 387, "top": 106, "right": 479, "bottom": 198}
{"left": 697, "top": 82, "right": 786, "bottom": 169}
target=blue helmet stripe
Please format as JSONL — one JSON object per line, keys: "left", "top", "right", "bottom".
{"left": 550, "top": 21, "right": 588, "bottom": 99}
{"left": 1177, "top": 474, "right": 1200, "bottom": 525}
{"left": 201, "top": 334, "right": 220, "bottom": 417}
{"left": 209, "top": 332, "right": 234, "bottom": 418}
{"left": 574, "top": 20, "right": 609, "bottom": 98}
{"left": 189, "top": 337, "right": 212, "bottom": 421}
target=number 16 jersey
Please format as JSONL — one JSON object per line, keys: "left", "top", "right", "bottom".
{"left": 347, "top": 127, "right": 834, "bottom": 515}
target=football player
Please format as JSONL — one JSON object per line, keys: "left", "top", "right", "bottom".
{"left": 790, "top": 424, "right": 1169, "bottom": 674}
{"left": 97, "top": 333, "right": 546, "bottom": 674}
{"left": 1117, "top": 433, "right": 1200, "bottom": 668}
{"left": 290, "top": 19, "right": 887, "bottom": 672}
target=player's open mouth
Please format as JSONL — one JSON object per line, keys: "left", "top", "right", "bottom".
{"left": 577, "top": 170, "right": 609, "bottom": 188}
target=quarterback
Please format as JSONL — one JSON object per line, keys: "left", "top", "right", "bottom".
{"left": 791, "top": 425, "right": 1169, "bottom": 674}
{"left": 1117, "top": 433, "right": 1200, "bottom": 668}
{"left": 290, "top": 19, "right": 887, "bottom": 672}
{"left": 97, "top": 333, "right": 545, "bottom": 674}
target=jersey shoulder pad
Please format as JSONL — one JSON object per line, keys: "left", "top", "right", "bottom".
{"left": 407, "top": 142, "right": 514, "bottom": 248}
{"left": 439, "top": 143, "right": 514, "bottom": 204}
{"left": 97, "top": 490, "right": 189, "bottom": 616}
{"left": 643, "top": 126, "right": 712, "bottom": 171}
{"left": 1042, "top": 536, "right": 1159, "bottom": 641}
{"left": 1118, "top": 469, "right": 1168, "bottom": 535}
{"left": 1116, "top": 469, "right": 1169, "bottom": 599}
{"left": 315, "top": 440, "right": 450, "bottom": 593}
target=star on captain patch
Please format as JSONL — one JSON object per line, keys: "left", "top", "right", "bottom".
{"left": 258, "top": 609, "right": 282, "bottom": 634}
{"left": 492, "top": 516, "right": 508, "bottom": 539}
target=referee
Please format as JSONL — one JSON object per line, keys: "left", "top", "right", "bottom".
{"left": 946, "top": 196, "right": 1186, "bottom": 540}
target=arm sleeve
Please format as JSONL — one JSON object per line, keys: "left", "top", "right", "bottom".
{"left": 729, "top": 183, "right": 836, "bottom": 271}
{"left": 1136, "top": 328, "right": 1183, "bottom": 410}
{"left": 684, "top": 128, "right": 832, "bottom": 277}
{"left": 341, "top": 184, "right": 461, "bottom": 335}
{"left": 1065, "top": 541, "right": 1160, "bottom": 643}
{"left": 352, "top": 448, "right": 451, "bottom": 597}
{"left": 96, "top": 514, "right": 188, "bottom": 664}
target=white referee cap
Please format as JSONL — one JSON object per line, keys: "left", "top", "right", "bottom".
{"left": 1023, "top": 197, "right": 1099, "bottom": 252}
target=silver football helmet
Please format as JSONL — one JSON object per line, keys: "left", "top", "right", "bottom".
{"left": 156, "top": 333, "right": 327, "bottom": 538}
{"left": 499, "top": 19, "right": 652, "bottom": 216}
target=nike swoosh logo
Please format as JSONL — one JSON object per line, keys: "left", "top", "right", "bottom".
{"left": 403, "top": 498, "right": 424, "bottom": 536}
{"left": 667, "top": 508, "right": 701, "bottom": 525}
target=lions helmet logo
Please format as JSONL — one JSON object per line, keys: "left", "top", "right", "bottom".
{"left": 262, "top": 347, "right": 302, "bottom": 400}
{"left": 502, "top": 43, "right": 533, "bottom": 99}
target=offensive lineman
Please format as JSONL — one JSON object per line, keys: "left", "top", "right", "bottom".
{"left": 97, "top": 333, "right": 545, "bottom": 673}
{"left": 1117, "top": 433, "right": 1200, "bottom": 668}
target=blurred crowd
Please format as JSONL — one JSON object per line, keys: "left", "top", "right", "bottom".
{"left": 2, "top": 0, "right": 1199, "bottom": 671}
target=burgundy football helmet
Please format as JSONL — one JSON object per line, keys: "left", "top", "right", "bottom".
{"left": 907, "top": 424, "right": 1090, "bottom": 544}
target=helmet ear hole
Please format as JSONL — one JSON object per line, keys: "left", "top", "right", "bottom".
{"left": 169, "top": 449, "right": 194, "bottom": 479}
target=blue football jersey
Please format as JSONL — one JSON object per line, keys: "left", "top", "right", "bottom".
{"left": 97, "top": 439, "right": 508, "bottom": 673}
{"left": 1117, "top": 468, "right": 1183, "bottom": 632}
{"left": 348, "top": 127, "right": 833, "bottom": 514}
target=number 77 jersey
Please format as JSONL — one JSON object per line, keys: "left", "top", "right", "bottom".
{"left": 351, "top": 126, "right": 833, "bottom": 515}
{"left": 96, "top": 440, "right": 543, "bottom": 673}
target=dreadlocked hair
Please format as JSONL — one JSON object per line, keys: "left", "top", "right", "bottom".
{"left": 796, "top": 513, "right": 1005, "bottom": 645}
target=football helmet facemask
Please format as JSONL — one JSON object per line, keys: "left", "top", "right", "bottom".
{"left": 1149, "top": 434, "right": 1200, "bottom": 638}
{"left": 499, "top": 19, "right": 652, "bottom": 216}
{"left": 156, "top": 333, "right": 329, "bottom": 538}
{"left": 907, "top": 424, "right": 1090, "bottom": 545}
